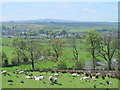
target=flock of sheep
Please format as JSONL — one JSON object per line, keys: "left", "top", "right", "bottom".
{"left": 1, "top": 69, "right": 119, "bottom": 87}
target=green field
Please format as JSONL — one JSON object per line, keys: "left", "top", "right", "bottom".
{"left": 1, "top": 71, "right": 118, "bottom": 88}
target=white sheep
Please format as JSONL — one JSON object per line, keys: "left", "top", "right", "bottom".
{"left": 34, "top": 76, "right": 44, "bottom": 81}
{"left": 72, "top": 73, "right": 80, "bottom": 77}
{"left": 109, "top": 81, "right": 113, "bottom": 85}
{"left": 92, "top": 76, "right": 96, "bottom": 79}
{"left": 34, "top": 77, "right": 40, "bottom": 80}
{"left": 25, "top": 76, "right": 32, "bottom": 79}
{"left": 1, "top": 70, "right": 7, "bottom": 74}
{"left": 54, "top": 73, "right": 59, "bottom": 77}
{"left": 19, "top": 70, "right": 24, "bottom": 74}
{"left": 96, "top": 73, "right": 101, "bottom": 76}
{"left": 39, "top": 76, "right": 44, "bottom": 80}
{"left": 80, "top": 77, "right": 90, "bottom": 80}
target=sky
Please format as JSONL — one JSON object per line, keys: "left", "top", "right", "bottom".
{"left": 0, "top": 2, "right": 118, "bottom": 22}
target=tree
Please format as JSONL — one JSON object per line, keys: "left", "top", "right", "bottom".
{"left": 26, "top": 40, "right": 43, "bottom": 69}
{"left": 10, "top": 37, "right": 27, "bottom": 64}
{"left": 49, "top": 38, "right": 65, "bottom": 62}
{"left": 84, "top": 31, "right": 100, "bottom": 70}
{"left": 69, "top": 38, "right": 79, "bottom": 61}
{"left": 98, "top": 33, "right": 119, "bottom": 70}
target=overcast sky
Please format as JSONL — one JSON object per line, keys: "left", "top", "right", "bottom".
{"left": 1, "top": 2, "right": 118, "bottom": 22}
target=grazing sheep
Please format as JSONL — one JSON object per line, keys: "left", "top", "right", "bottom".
{"left": 39, "top": 76, "right": 44, "bottom": 80}
{"left": 49, "top": 76, "right": 54, "bottom": 82}
{"left": 19, "top": 70, "right": 24, "bottom": 74}
{"left": 1, "top": 70, "right": 7, "bottom": 75}
{"left": 33, "top": 76, "right": 44, "bottom": 81}
{"left": 49, "top": 76, "right": 58, "bottom": 83}
{"left": 80, "top": 77, "right": 90, "bottom": 80}
{"left": 92, "top": 76, "right": 96, "bottom": 79}
{"left": 72, "top": 73, "right": 80, "bottom": 77}
{"left": 54, "top": 78, "right": 58, "bottom": 83}
{"left": 109, "top": 82, "right": 113, "bottom": 85}
{"left": 25, "top": 76, "right": 32, "bottom": 79}
{"left": 54, "top": 73, "right": 59, "bottom": 77}
{"left": 96, "top": 73, "right": 101, "bottom": 76}
{"left": 34, "top": 77, "right": 40, "bottom": 80}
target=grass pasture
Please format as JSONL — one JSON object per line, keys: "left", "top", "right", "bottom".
{"left": 2, "top": 71, "right": 118, "bottom": 88}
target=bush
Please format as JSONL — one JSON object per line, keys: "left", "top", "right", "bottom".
{"left": 54, "top": 57, "right": 67, "bottom": 70}
{"left": 73, "top": 61, "right": 85, "bottom": 70}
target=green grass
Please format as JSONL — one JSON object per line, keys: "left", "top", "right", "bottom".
{"left": 2, "top": 71, "right": 119, "bottom": 88}
{"left": 2, "top": 61, "right": 55, "bottom": 71}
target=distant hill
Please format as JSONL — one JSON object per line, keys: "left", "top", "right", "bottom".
{"left": 6, "top": 19, "right": 76, "bottom": 23}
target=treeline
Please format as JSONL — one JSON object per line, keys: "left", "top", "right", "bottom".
{"left": 2, "top": 31, "right": 119, "bottom": 70}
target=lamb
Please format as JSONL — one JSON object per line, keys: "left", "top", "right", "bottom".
{"left": 80, "top": 77, "right": 90, "bottom": 80}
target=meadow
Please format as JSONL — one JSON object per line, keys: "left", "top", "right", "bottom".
{"left": 1, "top": 71, "right": 119, "bottom": 88}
